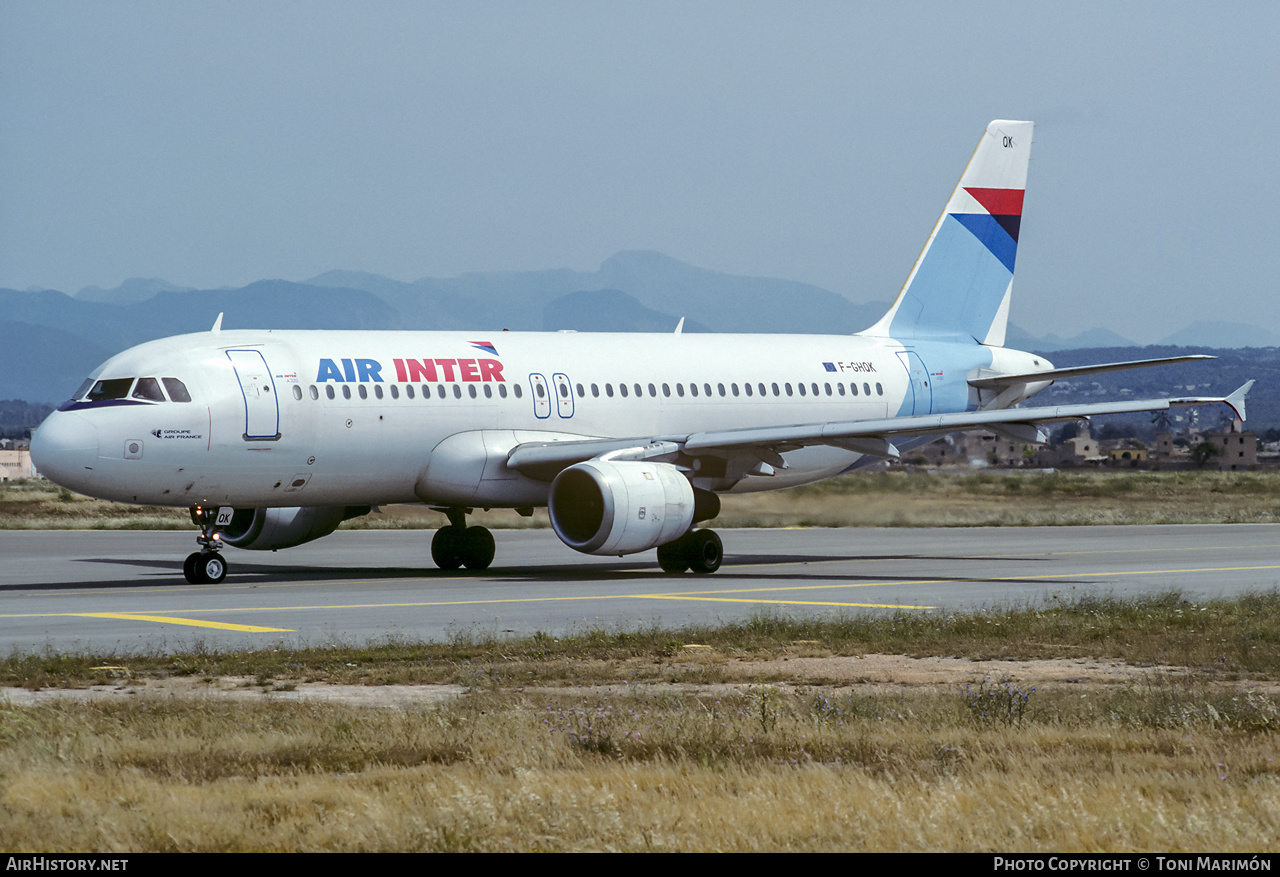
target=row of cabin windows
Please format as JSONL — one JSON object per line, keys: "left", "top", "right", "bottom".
{"left": 295, "top": 383, "right": 525, "bottom": 401}
{"left": 577, "top": 381, "right": 884, "bottom": 399}
{"left": 291, "top": 380, "right": 885, "bottom": 402}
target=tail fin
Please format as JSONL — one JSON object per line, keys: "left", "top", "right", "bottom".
{"left": 864, "top": 120, "right": 1033, "bottom": 346}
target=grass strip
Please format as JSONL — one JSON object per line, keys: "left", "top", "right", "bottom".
{"left": 5, "top": 589, "right": 1279, "bottom": 689}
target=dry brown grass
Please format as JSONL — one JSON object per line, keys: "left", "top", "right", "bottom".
{"left": 2, "top": 592, "right": 1279, "bottom": 851}
{"left": 7, "top": 469, "right": 1280, "bottom": 530}
{"left": 1, "top": 682, "right": 1277, "bottom": 851}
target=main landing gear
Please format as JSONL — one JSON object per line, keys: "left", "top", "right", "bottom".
{"left": 430, "top": 507, "right": 496, "bottom": 571}
{"left": 656, "top": 528, "right": 723, "bottom": 574}
{"left": 183, "top": 505, "right": 228, "bottom": 584}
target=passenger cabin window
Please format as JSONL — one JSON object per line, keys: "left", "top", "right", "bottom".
{"left": 292, "top": 385, "right": 303, "bottom": 400}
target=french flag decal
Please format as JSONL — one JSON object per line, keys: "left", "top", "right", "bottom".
{"left": 470, "top": 341, "right": 499, "bottom": 356}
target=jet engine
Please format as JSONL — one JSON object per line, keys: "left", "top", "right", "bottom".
{"left": 548, "top": 460, "right": 694, "bottom": 556}
{"left": 218, "top": 505, "right": 371, "bottom": 551}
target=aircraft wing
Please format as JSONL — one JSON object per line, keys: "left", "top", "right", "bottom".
{"left": 507, "top": 381, "right": 1254, "bottom": 476}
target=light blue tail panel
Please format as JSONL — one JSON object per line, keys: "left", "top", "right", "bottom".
{"left": 889, "top": 216, "right": 1014, "bottom": 342}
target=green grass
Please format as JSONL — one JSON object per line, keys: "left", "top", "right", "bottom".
{"left": 5, "top": 590, "right": 1279, "bottom": 689}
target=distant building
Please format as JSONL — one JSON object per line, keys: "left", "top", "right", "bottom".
{"left": 1103, "top": 442, "right": 1148, "bottom": 464}
{"left": 1036, "top": 432, "right": 1101, "bottom": 467}
{"left": 914, "top": 431, "right": 1035, "bottom": 467}
{"left": 1204, "top": 421, "right": 1257, "bottom": 470}
{"left": 0, "top": 448, "right": 35, "bottom": 481}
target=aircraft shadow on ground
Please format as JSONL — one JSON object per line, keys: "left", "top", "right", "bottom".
{"left": 0, "top": 552, "right": 1068, "bottom": 592}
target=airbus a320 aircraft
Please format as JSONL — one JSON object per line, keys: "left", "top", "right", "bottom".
{"left": 32, "top": 120, "right": 1253, "bottom": 584}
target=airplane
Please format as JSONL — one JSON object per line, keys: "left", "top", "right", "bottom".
{"left": 30, "top": 120, "right": 1254, "bottom": 585}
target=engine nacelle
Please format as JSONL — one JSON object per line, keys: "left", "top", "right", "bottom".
{"left": 219, "top": 505, "right": 370, "bottom": 551}
{"left": 549, "top": 460, "right": 694, "bottom": 556}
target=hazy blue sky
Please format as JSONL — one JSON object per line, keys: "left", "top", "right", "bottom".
{"left": 2, "top": 2, "right": 1276, "bottom": 342}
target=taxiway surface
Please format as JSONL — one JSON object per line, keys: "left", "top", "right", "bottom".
{"left": 2, "top": 525, "right": 1278, "bottom": 654}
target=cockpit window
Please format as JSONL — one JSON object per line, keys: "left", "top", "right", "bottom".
{"left": 70, "top": 378, "right": 94, "bottom": 401}
{"left": 87, "top": 378, "right": 134, "bottom": 401}
{"left": 132, "top": 377, "right": 165, "bottom": 401}
{"left": 162, "top": 378, "right": 192, "bottom": 402}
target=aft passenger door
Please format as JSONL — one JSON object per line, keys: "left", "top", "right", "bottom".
{"left": 896, "top": 351, "right": 934, "bottom": 416}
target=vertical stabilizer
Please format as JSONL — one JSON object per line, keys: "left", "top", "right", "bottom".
{"left": 863, "top": 120, "right": 1033, "bottom": 346}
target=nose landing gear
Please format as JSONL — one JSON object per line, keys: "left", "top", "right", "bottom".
{"left": 184, "top": 506, "right": 229, "bottom": 584}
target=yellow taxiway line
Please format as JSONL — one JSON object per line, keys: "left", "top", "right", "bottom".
{"left": 73, "top": 612, "right": 293, "bottom": 633}
{"left": 7, "top": 559, "right": 1280, "bottom": 631}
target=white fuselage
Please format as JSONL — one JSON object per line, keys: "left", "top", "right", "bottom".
{"left": 31, "top": 328, "right": 1047, "bottom": 510}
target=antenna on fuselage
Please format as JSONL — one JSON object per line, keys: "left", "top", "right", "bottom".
{"left": 211, "top": 312, "right": 223, "bottom": 332}
{"left": 674, "top": 317, "right": 684, "bottom": 335}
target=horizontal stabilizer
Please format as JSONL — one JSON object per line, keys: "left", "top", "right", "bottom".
{"left": 968, "top": 355, "right": 1215, "bottom": 390}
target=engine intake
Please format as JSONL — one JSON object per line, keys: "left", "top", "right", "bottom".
{"left": 549, "top": 460, "right": 693, "bottom": 556}
{"left": 219, "top": 506, "right": 370, "bottom": 551}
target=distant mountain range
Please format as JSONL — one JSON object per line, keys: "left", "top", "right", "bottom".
{"left": 2, "top": 251, "right": 1275, "bottom": 412}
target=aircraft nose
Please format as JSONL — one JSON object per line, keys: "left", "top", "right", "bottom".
{"left": 30, "top": 412, "right": 99, "bottom": 491}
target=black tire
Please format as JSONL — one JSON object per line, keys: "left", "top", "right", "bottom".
{"left": 461, "top": 526, "right": 495, "bottom": 570}
{"left": 199, "top": 552, "right": 227, "bottom": 584}
{"left": 431, "top": 525, "right": 463, "bottom": 570}
{"left": 686, "top": 529, "right": 723, "bottom": 574}
{"left": 657, "top": 536, "right": 690, "bottom": 573}
{"left": 183, "top": 552, "right": 202, "bottom": 584}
